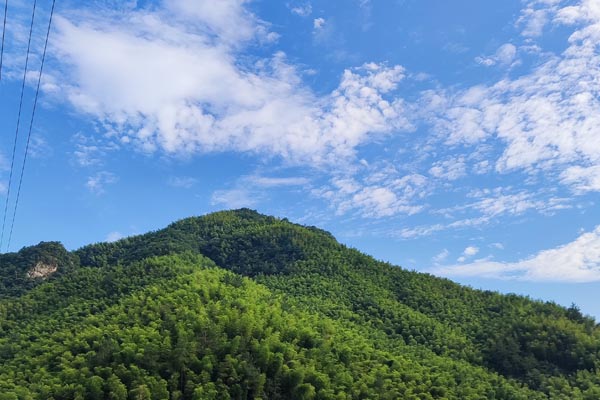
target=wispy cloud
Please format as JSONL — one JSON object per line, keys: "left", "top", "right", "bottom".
{"left": 72, "top": 133, "right": 118, "bottom": 167}
{"left": 211, "top": 188, "right": 259, "bottom": 209}
{"left": 396, "top": 187, "right": 570, "bottom": 240}
{"left": 432, "top": 226, "right": 600, "bottom": 283}
{"left": 396, "top": 216, "right": 490, "bottom": 239}
{"left": 315, "top": 171, "right": 429, "bottom": 218}
{"left": 289, "top": 3, "right": 312, "bottom": 17}
{"left": 432, "top": 249, "right": 449, "bottom": 264}
{"left": 86, "top": 171, "right": 117, "bottom": 195}
{"left": 475, "top": 43, "right": 518, "bottom": 67}
{"left": 212, "top": 173, "right": 309, "bottom": 209}
{"left": 249, "top": 176, "right": 310, "bottom": 187}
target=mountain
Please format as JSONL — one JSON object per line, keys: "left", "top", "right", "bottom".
{"left": 0, "top": 209, "right": 599, "bottom": 399}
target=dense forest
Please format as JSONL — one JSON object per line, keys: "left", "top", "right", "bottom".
{"left": 0, "top": 209, "right": 599, "bottom": 399}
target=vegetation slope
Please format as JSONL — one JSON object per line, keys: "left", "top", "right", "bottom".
{"left": 0, "top": 209, "right": 599, "bottom": 399}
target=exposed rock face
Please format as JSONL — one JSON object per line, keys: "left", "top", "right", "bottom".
{"left": 27, "top": 262, "right": 58, "bottom": 279}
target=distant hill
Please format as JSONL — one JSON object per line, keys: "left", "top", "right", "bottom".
{"left": 0, "top": 209, "right": 598, "bottom": 399}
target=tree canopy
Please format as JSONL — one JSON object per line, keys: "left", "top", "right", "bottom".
{"left": 1, "top": 209, "right": 599, "bottom": 399}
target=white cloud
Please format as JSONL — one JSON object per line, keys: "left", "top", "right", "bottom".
{"left": 249, "top": 176, "right": 310, "bottom": 187}
{"left": 211, "top": 188, "right": 258, "bottom": 209}
{"left": 434, "top": 186, "right": 570, "bottom": 219}
{"left": 425, "top": 0, "right": 600, "bottom": 195}
{"left": 432, "top": 226, "right": 600, "bottom": 283}
{"left": 396, "top": 216, "right": 490, "bottom": 239}
{"left": 105, "top": 231, "right": 124, "bottom": 242}
{"left": 429, "top": 156, "right": 466, "bottom": 181}
{"left": 345, "top": 186, "right": 422, "bottom": 217}
{"left": 86, "top": 171, "right": 117, "bottom": 194}
{"left": 72, "top": 133, "right": 118, "bottom": 167}
{"left": 519, "top": 8, "right": 551, "bottom": 37}
{"left": 560, "top": 165, "right": 600, "bottom": 194}
{"left": 467, "top": 188, "right": 570, "bottom": 218}
{"left": 164, "top": 0, "right": 271, "bottom": 45}
{"left": 432, "top": 249, "right": 449, "bottom": 263}
{"left": 17, "top": 0, "right": 599, "bottom": 227}
{"left": 475, "top": 43, "right": 518, "bottom": 67}
{"left": 211, "top": 174, "right": 309, "bottom": 209}
{"left": 313, "top": 17, "right": 325, "bottom": 29}
{"left": 457, "top": 246, "right": 479, "bottom": 263}
{"left": 49, "top": 4, "right": 412, "bottom": 166}
{"left": 316, "top": 171, "right": 429, "bottom": 218}
{"left": 395, "top": 187, "right": 571, "bottom": 240}
{"left": 290, "top": 4, "right": 312, "bottom": 17}
{"left": 463, "top": 246, "right": 479, "bottom": 256}
{"left": 27, "top": 135, "right": 53, "bottom": 159}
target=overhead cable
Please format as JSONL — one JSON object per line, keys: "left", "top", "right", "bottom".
{"left": 7, "top": 0, "right": 56, "bottom": 251}
{"left": 0, "top": 0, "right": 37, "bottom": 251}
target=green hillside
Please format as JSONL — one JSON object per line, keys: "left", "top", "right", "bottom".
{"left": 0, "top": 209, "right": 599, "bottom": 399}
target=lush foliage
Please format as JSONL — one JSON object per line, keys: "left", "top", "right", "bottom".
{"left": 0, "top": 241, "right": 78, "bottom": 298}
{"left": 1, "top": 209, "right": 599, "bottom": 399}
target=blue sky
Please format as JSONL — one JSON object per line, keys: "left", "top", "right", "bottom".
{"left": 1, "top": 0, "right": 600, "bottom": 317}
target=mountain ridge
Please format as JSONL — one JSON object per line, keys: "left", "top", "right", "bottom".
{"left": 1, "top": 208, "right": 599, "bottom": 399}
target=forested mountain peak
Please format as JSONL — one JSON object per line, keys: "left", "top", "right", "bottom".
{"left": 0, "top": 241, "right": 78, "bottom": 297}
{"left": 1, "top": 209, "right": 599, "bottom": 399}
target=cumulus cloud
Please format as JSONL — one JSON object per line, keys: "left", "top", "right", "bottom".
{"left": 313, "top": 17, "right": 325, "bottom": 29}
{"left": 432, "top": 226, "right": 600, "bottom": 283}
{"left": 49, "top": 3, "right": 411, "bottom": 166}
{"left": 457, "top": 246, "right": 479, "bottom": 262}
{"left": 426, "top": 0, "right": 600, "bottom": 194}
{"left": 463, "top": 246, "right": 479, "bottom": 256}
{"left": 21, "top": 0, "right": 600, "bottom": 226}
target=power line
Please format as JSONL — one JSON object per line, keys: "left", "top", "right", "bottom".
{"left": 0, "top": 0, "right": 36, "bottom": 251}
{"left": 7, "top": 0, "right": 56, "bottom": 251}
{"left": 0, "top": 0, "right": 7, "bottom": 81}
